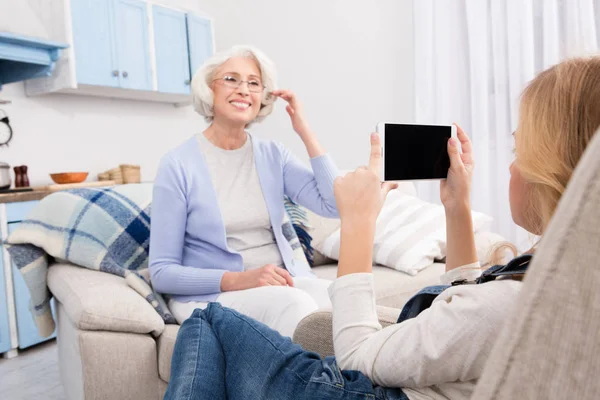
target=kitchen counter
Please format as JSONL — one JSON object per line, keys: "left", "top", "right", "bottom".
{"left": 0, "top": 190, "right": 51, "bottom": 204}
{"left": 0, "top": 181, "right": 126, "bottom": 204}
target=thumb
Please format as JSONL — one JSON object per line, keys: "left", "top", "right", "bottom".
{"left": 286, "top": 105, "right": 295, "bottom": 116}
{"left": 448, "top": 138, "right": 464, "bottom": 169}
{"left": 381, "top": 181, "right": 398, "bottom": 197}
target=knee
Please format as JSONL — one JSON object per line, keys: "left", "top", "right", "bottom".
{"left": 278, "top": 289, "right": 320, "bottom": 322}
{"left": 199, "top": 302, "right": 227, "bottom": 323}
{"left": 178, "top": 305, "right": 218, "bottom": 337}
{"left": 263, "top": 289, "right": 319, "bottom": 337}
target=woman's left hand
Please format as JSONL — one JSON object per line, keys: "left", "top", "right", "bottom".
{"left": 272, "top": 90, "right": 312, "bottom": 138}
{"left": 440, "top": 124, "right": 475, "bottom": 213}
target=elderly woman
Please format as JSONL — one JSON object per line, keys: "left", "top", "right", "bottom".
{"left": 149, "top": 46, "right": 339, "bottom": 337}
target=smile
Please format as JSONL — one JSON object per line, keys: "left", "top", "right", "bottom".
{"left": 230, "top": 101, "right": 250, "bottom": 110}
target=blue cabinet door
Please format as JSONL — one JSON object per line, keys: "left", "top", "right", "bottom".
{"left": 70, "top": 0, "right": 119, "bottom": 87}
{"left": 0, "top": 243, "right": 11, "bottom": 354}
{"left": 114, "top": 0, "right": 153, "bottom": 91}
{"left": 6, "top": 201, "right": 39, "bottom": 222}
{"left": 8, "top": 223, "right": 56, "bottom": 350}
{"left": 186, "top": 15, "right": 213, "bottom": 77}
{"left": 153, "top": 6, "right": 191, "bottom": 94}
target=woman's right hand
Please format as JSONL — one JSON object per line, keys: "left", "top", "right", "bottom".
{"left": 221, "top": 264, "right": 294, "bottom": 291}
{"left": 440, "top": 124, "right": 475, "bottom": 213}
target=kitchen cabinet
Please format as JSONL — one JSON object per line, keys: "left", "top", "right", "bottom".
{"left": 152, "top": 7, "right": 214, "bottom": 95}
{"left": 70, "top": 0, "right": 119, "bottom": 87}
{"left": 152, "top": 5, "right": 190, "bottom": 94}
{"left": 186, "top": 14, "right": 214, "bottom": 78}
{"left": 70, "top": 0, "right": 152, "bottom": 91}
{"left": 0, "top": 200, "right": 56, "bottom": 358}
{"left": 113, "top": 0, "right": 152, "bottom": 90}
{"left": 24, "top": 0, "right": 214, "bottom": 105}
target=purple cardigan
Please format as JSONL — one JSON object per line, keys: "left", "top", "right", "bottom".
{"left": 149, "top": 134, "right": 340, "bottom": 302}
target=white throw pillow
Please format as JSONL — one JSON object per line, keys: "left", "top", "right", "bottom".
{"left": 316, "top": 190, "right": 492, "bottom": 275}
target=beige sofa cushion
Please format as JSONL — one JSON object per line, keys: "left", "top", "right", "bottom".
{"left": 293, "top": 305, "right": 401, "bottom": 357}
{"left": 79, "top": 330, "right": 161, "bottom": 400}
{"left": 57, "top": 302, "right": 85, "bottom": 400}
{"left": 159, "top": 380, "right": 168, "bottom": 399}
{"left": 48, "top": 263, "right": 165, "bottom": 336}
{"left": 56, "top": 300, "right": 162, "bottom": 400}
{"left": 157, "top": 324, "right": 180, "bottom": 382}
{"left": 312, "top": 263, "right": 445, "bottom": 308}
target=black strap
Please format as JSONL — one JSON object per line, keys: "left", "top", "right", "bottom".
{"left": 398, "top": 255, "right": 533, "bottom": 324}
{"left": 475, "top": 254, "right": 533, "bottom": 284}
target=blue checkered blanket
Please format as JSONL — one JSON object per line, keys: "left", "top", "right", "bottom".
{"left": 5, "top": 183, "right": 312, "bottom": 337}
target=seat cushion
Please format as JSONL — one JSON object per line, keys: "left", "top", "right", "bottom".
{"left": 293, "top": 306, "right": 400, "bottom": 357}
{"left": 312, "top": 263, "right": 445, "bottom": 308}
{"left": 157, "top": 324, "right": 180, "bottom": 382}
{"left": 293, "top": 305, "right": 401, "bottom": 358}
{"left": 48, "top": 263, "right": 165, "bottom": 335}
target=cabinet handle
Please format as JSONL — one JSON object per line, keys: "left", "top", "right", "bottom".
{"left": 184, "top": 79, "right": 190, "bottom": 85}
{"left": 122, "top": 71, "right": 128, "bottom": 78}
{"left": 112, "top": 70, "right": 119, "bottom": 77}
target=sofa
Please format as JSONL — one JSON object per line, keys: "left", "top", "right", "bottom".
{"left": 47, "top": 181, "right": 504, "bottom": 400}
{"left": 46, "top": 129, "right": 600, "bottom": 399}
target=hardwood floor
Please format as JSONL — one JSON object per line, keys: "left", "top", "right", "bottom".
{"left": 0, "top": 340, "right": 66, "bottom": 400}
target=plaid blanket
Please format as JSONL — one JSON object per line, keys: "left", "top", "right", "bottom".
{"left": 284, "top": 197, "right": 314, "bottom": 266}
{"left": 5, "top": 183, "right": 312, "bottom": 337}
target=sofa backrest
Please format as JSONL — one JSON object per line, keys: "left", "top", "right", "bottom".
{"left": 472, "top": 130, "right": 600, "bottom": 399}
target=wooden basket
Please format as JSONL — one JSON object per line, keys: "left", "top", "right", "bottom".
{"left": 120, "top": 164, "right": 140, "bottom": 184}
{"left": 107, "top": 167, "right": 124, "bottom": 184}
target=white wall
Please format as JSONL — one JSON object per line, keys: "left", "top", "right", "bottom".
{"left": 0, "top": 1, "right": 48, "bottom": 39}
{"left": 0, "top": 0, "right": 414, "bottom": 187}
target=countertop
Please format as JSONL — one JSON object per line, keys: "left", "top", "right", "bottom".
{"left": 0, "top": 190, "right": 51, "bottom": 204}
{"left": 0, "top": 181, "right": 125, "bottom": 204}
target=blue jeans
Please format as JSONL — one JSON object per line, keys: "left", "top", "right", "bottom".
{"left": 165, "top": 303, "right": 408, "bottom": 400}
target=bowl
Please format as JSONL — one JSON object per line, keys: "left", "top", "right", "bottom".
{"left": 50, "top": 172, "right": 89, "bottom": 185}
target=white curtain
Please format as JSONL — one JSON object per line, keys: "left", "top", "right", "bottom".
{"left": 413, "top": 0, "right": 600, "bottom": 250}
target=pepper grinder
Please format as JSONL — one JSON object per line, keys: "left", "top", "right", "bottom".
{"left": 14, "top": 166, "right": 22, "bottom": 188}
{"left": 21, "top": 165, "right": 30, "bottom": 187}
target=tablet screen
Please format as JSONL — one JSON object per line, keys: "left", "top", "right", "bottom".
{"left": 384, "top": 123, "right": 451, "bottom": 180}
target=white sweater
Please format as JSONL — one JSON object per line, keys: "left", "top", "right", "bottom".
{"left": 196, "top": 133, "right": 284, "bottom": 270}
{"left": 328, "top": 265, "right": 522, "bottom": 400}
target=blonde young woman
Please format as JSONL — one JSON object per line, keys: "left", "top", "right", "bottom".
{"left": 149, "top": 46, "right": 339, "bottom": 337}
{"left": 165, "top": 57, "right": 600, "bottom": 400}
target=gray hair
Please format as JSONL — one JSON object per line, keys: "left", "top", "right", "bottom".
{"left": 191, "top": 45, "right": 278, "bottom": 124}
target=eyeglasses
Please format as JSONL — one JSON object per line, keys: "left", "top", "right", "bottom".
{"left": 212, "top": 75, "right": 265, "bottom": 93}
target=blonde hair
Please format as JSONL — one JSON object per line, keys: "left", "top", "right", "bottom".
{"left": 486, "top": 241, "right": 519, "bottom": 267}
{"left": 516, "top": 57, "right": 600, "bottom": 234}
{"left": 191, "top": 45, "right": 277, "bottom": 125}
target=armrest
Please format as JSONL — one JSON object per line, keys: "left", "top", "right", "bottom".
{"left": 48, "top": 263, "right": 165, "bottom": 336}
{"left": 292, "top": 305, "right": 400, "bottom": 358}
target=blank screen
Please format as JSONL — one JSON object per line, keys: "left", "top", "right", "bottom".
{"left": 384, "top": 124, "right": 451, "bottom": 180}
